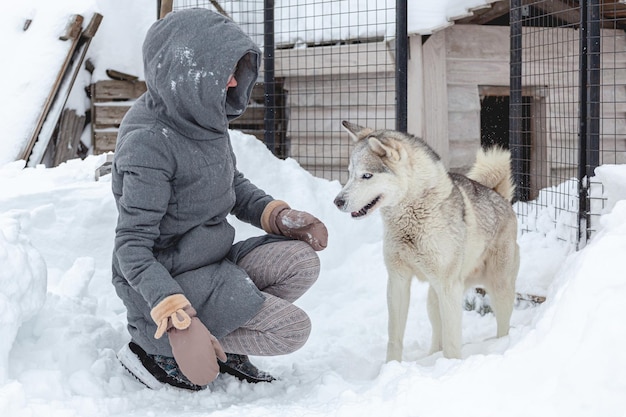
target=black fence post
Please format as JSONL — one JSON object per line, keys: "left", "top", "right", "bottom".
{"left": 578, "top": 0, "right": 601, "bottom": 247}
{"left": 264, "top": 0, "right": 276, "bottom": 155}
{"left": 509, "top": 0, "right": 523, "bottom": 203}
{"left": 587, "top": 0, "right": 601, "bottom": 176}
{"left": 396, "top": 0, "right": 407, "bottom": 133}
{"left": 577, "top": 0, "right": 589, "bottom": 247}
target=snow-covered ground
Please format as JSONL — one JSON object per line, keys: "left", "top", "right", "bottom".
{"left": 1, "top": 1, "right": 625, "bottom": 416}
{"left": 1, "top": 132, "right": 626, "bottom": 416}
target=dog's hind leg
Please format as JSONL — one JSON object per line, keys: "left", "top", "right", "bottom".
{"left": 488, "top": 280, "right": 515, "bottom": 338}
{"left": 485, "top": 243, "right": 519, "bottom": 338}
{"left": 386, "top": 269, "right": 412, "bottom": 362}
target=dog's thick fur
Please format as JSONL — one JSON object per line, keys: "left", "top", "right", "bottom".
{"left": 334, "top": 121, "right": 520, "bottom": 361}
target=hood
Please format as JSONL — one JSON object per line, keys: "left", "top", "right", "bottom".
{"left": 142, "top": 8, "right": 261, "bottom": 139}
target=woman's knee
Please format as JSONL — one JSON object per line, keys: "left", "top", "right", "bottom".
{"left": 273, "top": 307, "right": 311, "bottom": 354}
{"left": 286, "top": 241, "right": 321, "bottom": 283}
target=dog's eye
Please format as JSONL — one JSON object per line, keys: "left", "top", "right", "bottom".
{"left": 362, "top": 173, "right": 373, "bottom": 180}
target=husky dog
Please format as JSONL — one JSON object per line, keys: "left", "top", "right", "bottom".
{"left": 333, "top": 121, "right": 519, "bottom": 361}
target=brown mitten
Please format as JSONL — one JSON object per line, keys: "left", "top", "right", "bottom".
{"left": 261, "top": 200, "right": 328, "bottom": 251}
{"left": 150, "top": 294, "right": 227, "bottom": 386}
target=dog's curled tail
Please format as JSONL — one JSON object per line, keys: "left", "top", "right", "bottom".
{"left": 466, "top": 147, "right": 516, "bottom": 202}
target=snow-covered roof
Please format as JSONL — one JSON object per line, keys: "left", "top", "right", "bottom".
{"left": 407, "top": 0, "right": 499, "bottom": 35}
{"left": 217, "top": 0, "right": 502, "bottom": 47}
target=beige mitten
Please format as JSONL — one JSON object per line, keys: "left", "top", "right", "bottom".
{"left": 261, "top": 200, "right": 328, "bottom": 251}
{"left": 168, "top": 318, "right": 226, "bottom": 385}
{"left": 150, "top": 294, "right": 227, "bottom": 386}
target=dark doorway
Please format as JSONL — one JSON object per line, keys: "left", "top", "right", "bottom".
{"left": 480, "top": 95, "right": 532, "bottom": 201}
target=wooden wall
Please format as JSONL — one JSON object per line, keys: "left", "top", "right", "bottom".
{"left": 275, "top": 42, "right": 396, "bottom": 182}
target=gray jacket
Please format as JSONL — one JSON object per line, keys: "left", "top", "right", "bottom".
{"left": 111, "top": 9, "right": 280, "bottom": 356}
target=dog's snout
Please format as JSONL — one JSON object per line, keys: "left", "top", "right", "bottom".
{"left": 334, "top": 196, "right": 345, "bottom": 210}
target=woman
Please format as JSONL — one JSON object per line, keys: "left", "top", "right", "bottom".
{"left": 113, "top": 8, "right": 327, "bottom": 391}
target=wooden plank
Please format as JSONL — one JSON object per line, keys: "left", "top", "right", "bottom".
{"left": 94, "top": 131, "right": 118, "bottom": 153}
{"left": 446, "top": 25, "right": 510, "bottom": 59}
{"left": 407, "top": 34, "right": 424, "bottom": 138}
{"left": 448, "top": 110, "right": 481, "bottom": 142}
{"left": 53, "top": 109, "right": 86, "bottom": 166}
{"left": 286, "top": 106, "right": 395, "bottom": 135}
{"left": 83, "top": 13, "right": 103, "bottom": 37}
{"left": 95, "top": 154, "right": 114, "bottom": 180}
{"left": 423, "top": 30, "right": 450, "bottom": 165}
{"left": 91, "top": 80, "right": 147, "bottom": 102}
{"left": 448, "top": 139, "right": 481, "bottom": 172}
{"left": 20, "top": 14, "right": 84, "bottom": 162}
{"left": 59, "top": 14, "right": 83, "bottom": 40}
{"left": 285, "top": 80, "right": 395, "bottom": 107}
{"left": 448, "top": 84, "right": 481, "bottom": 112}
{"left": 27, "top": 13, "right": 103, "bottom": 166}
{"left": 93, "top": 105, "right": 132, "bottom": 128}
{"left": 105, "top": 69, "right": 139, "bottom": 81}
{"left": 210, "top": 0, "right": 230, "bottom": 18}
{"left": 456, "top": 0, "right": 510, "bottom": 25}
{"left": 275, "top": 42, "right": 394, "bottom": 78}
{"left": 447, "top": 59, "right": 510, "bottom": 85}
{"left": 160, "top": 0, "right": 173, "bottom": 18}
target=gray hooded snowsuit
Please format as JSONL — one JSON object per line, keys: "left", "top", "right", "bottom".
{"left": 111, "top": 9, "right": 282, "bottom": 356}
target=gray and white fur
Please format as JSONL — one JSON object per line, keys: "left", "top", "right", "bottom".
{"left": 334, "top": 121, "right": 519, "bottom": 361}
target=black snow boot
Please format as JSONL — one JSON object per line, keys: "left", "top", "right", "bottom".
{"left": 218, "top": 353, "right": 276, "bottom": 383}
{"left": 117, "top": 341, "right": 205, "bottom": 391}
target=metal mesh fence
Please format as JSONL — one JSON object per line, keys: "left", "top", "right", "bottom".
{"left": 585, "top": 0, "right": 626, "bottom": 240}
{"left": 172, "top": 0, "right": 397, "bottom": 183}
{"left": 510, "top": 0, "right": 626, "bottom": 247}
{"left": 170, "top": 0, "right": 626, "bottom": 248}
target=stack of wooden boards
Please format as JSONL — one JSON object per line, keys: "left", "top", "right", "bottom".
{"left": 22, "top": 13, "right": 103, "bottom": 167}
{"left": 18, "top": 11, "right": 149, "bottom": 166}
{"left": 89, "top": 71, "right": 146, "bottom": 155}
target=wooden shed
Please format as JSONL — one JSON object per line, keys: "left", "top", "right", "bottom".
{"left": 405, "top": 0, "right": 626, "bottom": 198}
{"left": 246, "top": 0, "right": 626, "bottom": 188}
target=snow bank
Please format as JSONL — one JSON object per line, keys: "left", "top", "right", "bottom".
{"left": 0, "top": 212, "right": 46, "bottom": 382}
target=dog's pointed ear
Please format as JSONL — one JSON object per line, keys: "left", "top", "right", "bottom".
{"left": 342, "top": 121, "right": 373, "bottom": 142}
{"left": 368, "top": 137, "right": 400, "bottom": 161}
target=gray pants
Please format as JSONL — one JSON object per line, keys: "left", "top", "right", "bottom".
{"left": 218, "top": 240, "right": 320, "bottom": 356}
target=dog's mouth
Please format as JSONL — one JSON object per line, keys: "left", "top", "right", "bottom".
{"left": 351, "top": 196, "right": 381, "bottom": 218}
